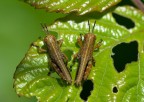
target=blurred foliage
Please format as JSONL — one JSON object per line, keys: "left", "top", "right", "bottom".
{"left": 0, "top": 0, "right": 64, "bottom": 102}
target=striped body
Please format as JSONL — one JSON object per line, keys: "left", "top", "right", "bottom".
{"left": 75, "top": 33, "right": 96, "bottom": 85}
{"left": 44, "top": 35, "right": 72, "bottom": 84}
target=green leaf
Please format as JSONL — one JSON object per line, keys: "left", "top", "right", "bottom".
{"left": 22, "top": 0, "right": 121, "bottom": 15}
{"left": 13, "top": 6, "right": 144, "bottom": 102}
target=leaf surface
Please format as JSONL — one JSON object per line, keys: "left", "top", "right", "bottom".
{"left": 23, "top": 0, "right": 121, "bottom": 15}
{"left": 13, "top": 6, "right": 144, "bottom": 102}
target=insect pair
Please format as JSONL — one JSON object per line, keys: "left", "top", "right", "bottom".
{"left": 40, "top": 21, "right": 102, "bottom": 86}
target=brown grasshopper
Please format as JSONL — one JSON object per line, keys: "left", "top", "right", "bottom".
{"left": 41, "top": 24, "right": 72, "bottom": 84}
{"left": 75, "top": 21, "right": 102, "bottom": 86}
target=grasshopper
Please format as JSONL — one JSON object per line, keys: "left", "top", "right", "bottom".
{"left": 41, "top": 24, "right": 72, "bottom": 84}
{"left": 75, "top": 21, "right": 102, "bottom": 86}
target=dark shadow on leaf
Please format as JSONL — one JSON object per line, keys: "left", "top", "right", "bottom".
{"left": 63, "top": 49, "right": 73, "bottom": 61}
{"left": 117, "top": 0, "right": 136, "bottom": 7}
{"left": 56, "top": 78, "right": 71, "bottom": 87}
{"left": 56, "top": 7, "right": 116, "bottom": 23}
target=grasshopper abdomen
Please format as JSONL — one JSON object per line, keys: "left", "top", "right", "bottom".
{"left": 42, "top": 24, "right": 72, "bottom": 84}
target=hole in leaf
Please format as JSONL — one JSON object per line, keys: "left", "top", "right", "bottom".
{"left": 112, "top": 13, "right": 135, "bottom": 29}
{"left": 113, "top": 86, "right": 118, "bottom": 93}
{"left": 111, "top": 41, "right": 138, "bottom": 72}
{"left": 80, "top": 80, "right": 94, "bottom": 101}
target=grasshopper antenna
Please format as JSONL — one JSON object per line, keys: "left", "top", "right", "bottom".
{"left": 92, "top": 20, "right": 96, "bottom": 33}
{"left": 41, "top": 23, "right": 49, "bottom": 35}
{"left": 88, "top": 20, "right": 91, "bottom": 33}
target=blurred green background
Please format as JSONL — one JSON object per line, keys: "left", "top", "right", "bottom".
{"left": 0, "top": 0, "right": 64, "bottom": 102}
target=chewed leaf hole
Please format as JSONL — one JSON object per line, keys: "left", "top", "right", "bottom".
{"left": 112, "top": 13, "right": 135, "bottom": 29}
{"left": 111, "top": 41, "right": 138, "bottom": 72}
{"left": 80, "top": 80, "right": 93, "bottom": 101}
{"left": 113, "top": 86, "right": 118, "bottom": 93}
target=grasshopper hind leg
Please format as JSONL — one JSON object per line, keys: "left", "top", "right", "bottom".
{"left": 83, "top": 60, "right": 93, "bottom": 80}
{"left": 49, "top": 60, "right": 67, "bottom": 81}
{"left": 95, "top": 39, "right": 103, "bottom": 51}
